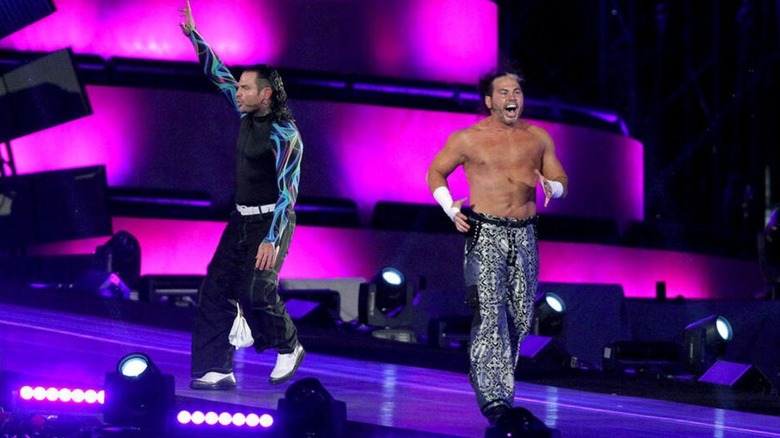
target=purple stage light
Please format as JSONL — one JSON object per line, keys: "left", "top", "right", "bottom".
{"left": 177, "top": 410, "right": 273, "bottom": 429}
{"left": 232, "top": 413, "right": 247, "bottom": 426}
{"left": 71, "top": 389, "right": 85, "bottom": 402}
{"left": 19, "top": 385, "right": 105, "bottom": 405}
{"left": 45, "top": 387, "right": 57, "bottom": 401}
{"left": 246, "top": 413, "right": 260, "bottom": 427}
{"left": 190, "top": 410, "right": 205, "bottom": 424}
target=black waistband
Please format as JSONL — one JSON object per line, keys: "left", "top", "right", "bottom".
{"left": 468, "top": 211, "right": 538, "bottom": 228}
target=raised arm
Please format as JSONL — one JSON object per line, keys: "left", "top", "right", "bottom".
{"left": 179, "top": 0, "right": 239, "bottom": 113}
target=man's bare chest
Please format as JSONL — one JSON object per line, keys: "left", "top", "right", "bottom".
{"left": 468, "top": 137, "right": 543, "bottom": 168}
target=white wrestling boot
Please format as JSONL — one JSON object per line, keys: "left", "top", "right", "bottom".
{"left": 190, "top": 371, "right": 236, "bottom": 390}
{"left": 269, "top": 343, "right": 305, "bottom": 385}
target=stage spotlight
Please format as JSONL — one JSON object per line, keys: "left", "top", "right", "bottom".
{"left": 117, "top": 353, "right": 157, "bottom": 377}
{"left": 358, "top": 267, "right": 416, "bottom": 335}
{"left": 683, "top": 315, "right": 733, "bottom": 374}
{"left": 533, "top": 292, "right": 566, "bottom": 337}
{"left": 372, "top": 267, "right": 407, "bottom": 315}
{"left": 72, "top": 231, "right": 141, "bottom": 300}
{"left": 103, "top": 352, "right": 175, "bottom": 436}
{"left": 484, "top": 407, "right": 556, "bottom": 438}
{"left": 95, "top": 230, "right": 142, "bottom": 291}
{"left": 277, "top": 377, "right": 347, "bottom": 438}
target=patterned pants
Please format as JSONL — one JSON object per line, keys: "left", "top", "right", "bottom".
{"left": 463, "top": 213, "right": 539, "bottom": 416}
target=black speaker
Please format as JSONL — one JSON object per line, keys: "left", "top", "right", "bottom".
{"left": 602, "top": 341, "right": 682, "bottom": 375}
{"left": 428, "top": 315, "right": 471, "bottom": 349}
{"left": 0, "top": 166, "right": 112, "bottom": 248}
{"left": 0, "top": 0, "right": 55, "bottom": 40}
{"left": 139, "top": 274, "right": 203, "bottom": 304}
{"left": 698, "top": 360, "right": 773, "bottom": 394}
{"left": 1, "top": 49, "right": 92, "bottom": 143}
{"left": 103, "top": 367, "right": 175, "bottom": 435}
{"left": 371, "top": 328, "right": 417, "bottom": 343}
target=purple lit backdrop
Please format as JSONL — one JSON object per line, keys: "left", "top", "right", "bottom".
{"left": 6, "top": 0, "right": 760, "bottom": 301}
{"left": 296, "top": 101, "right": 644, "bottom": 225}
{"left": 2, "top": 0, "right": 641, "bottom": 224}
{"left": 0, "top": 0, "right": 496, "bottom": 84}
{"left": 30, "top": 217, "right": 766, "bottom": 300}
{"left": 8, "top": 87, "right": 644, "bottom": 226}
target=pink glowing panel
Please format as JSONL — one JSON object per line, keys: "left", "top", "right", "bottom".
{"left": 8, "top": 86, "right": 141, "bottom": 182}
{"left": 537, "top": 241, "right": 764, "bottom": 300}
{"left": 367, "top": 0, "right": 498, "bottom": 83}
{"left": 0, "top": 0, "right": 282, "bottom": 64}
{"left": 0, "top": 0, "right": 494, "bottom": 83}
{"left": 8, "top": 85, "right": 236, "bottom": 197}
{"left": 535, "top": 121, "right": 645, "bottom": 224}
{"left": 312, "top": 101, "right": 644, "bottom": 225}
{"left": 10, "top": 86, "right": 642, "bottom": 227}
{"left": 29, "top": 218, "right": 765, "bottom": 301}
{"left": 325, "top": 103, "right": 477, "bottom": 222}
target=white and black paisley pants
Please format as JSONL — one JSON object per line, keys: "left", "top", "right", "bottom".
{"left": 463, "top": 212, "right": 539, "bottom": 415}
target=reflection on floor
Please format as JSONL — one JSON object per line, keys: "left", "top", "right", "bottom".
{"left": 1, "top": 289, "right": 780, "bottom": 437}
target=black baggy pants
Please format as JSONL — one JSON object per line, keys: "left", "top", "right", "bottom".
{"left": 191, "top": 210, "right": 298, "bottom": 377}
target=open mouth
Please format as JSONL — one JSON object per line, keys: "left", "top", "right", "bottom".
{"left": 505, "top": 102, "right": 519, "bottom": 116}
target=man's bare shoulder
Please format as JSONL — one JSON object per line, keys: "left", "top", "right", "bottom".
{"left": 455, "top": 118, "right": 493, "bottom": 138}
{"left": 523, "top": 121, "right": 553, "bottom": 143}
{"left": 446, "top": 124, "right": 482, "bottom": 145}
{"left": 522, "top": 120, "right": 550, "bottom": 137}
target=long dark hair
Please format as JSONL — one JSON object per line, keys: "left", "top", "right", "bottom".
{"left": 244, "top": 64, "right": 294, "bottom": 122}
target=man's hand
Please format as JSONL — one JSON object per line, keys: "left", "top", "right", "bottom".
{"left": 452, "top": 198, "right": 471, "bottom": 233}
{"left": 179, "top": 0, "right": 195, "bottom": 36}
{"left": 535, "top": 169, "right": 552, "bottom": 207}
{"left": 255, "top": 242, "right": 278, "bottom": 270}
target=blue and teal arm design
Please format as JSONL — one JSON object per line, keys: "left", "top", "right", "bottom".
{"left": 188, "top": 29, "right": 240, "bottom": 114}
{"left": 264, "top": 121, "right": 303, "bottom": 246}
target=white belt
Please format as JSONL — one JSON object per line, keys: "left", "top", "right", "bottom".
{"left": 236, "top": 203, "right": 275, "bottom": 216}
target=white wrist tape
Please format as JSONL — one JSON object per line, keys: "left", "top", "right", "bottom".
{"left": 548, "top": 180, "right": 564, "bottom": 198}
{"left": 432, "top": 186, "right": 460, "bottom": 221}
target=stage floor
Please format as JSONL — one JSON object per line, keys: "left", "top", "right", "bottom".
{"left": 2, "top": 299, "right": 780, "bottom": 438}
